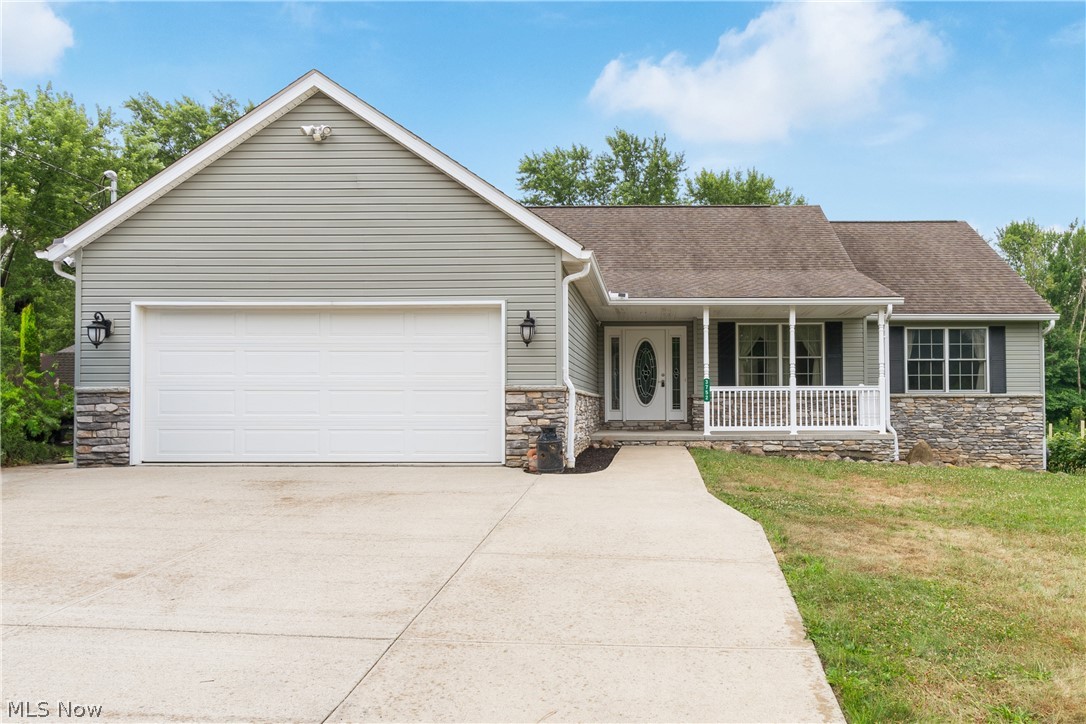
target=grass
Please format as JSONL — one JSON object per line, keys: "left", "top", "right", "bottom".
{"left": 691, "top": 449, "right": 1086, "bottom": 723}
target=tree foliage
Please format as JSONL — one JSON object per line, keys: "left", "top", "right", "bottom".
{"left": 996, "top": 219, "right": 1086, "bottom": 426}
{"left": 517, "top": 129, "right": 805, "bottom": 207}
{"left": 1, "top": 83, "right": 246, "bottom": 463}
{"left": 518, "top": 129, "right": 687, "bottom": 206}
{"left": 686, "top": 167, "right": 806, "bottom": 206}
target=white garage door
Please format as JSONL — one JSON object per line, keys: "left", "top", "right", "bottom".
{"left": 139, "top": 306, "right": 503, "bottom": 463}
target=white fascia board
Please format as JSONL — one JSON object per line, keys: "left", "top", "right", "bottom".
{"left": 46, "top": 70, "right": 590, "bottom": 263}
{"left": 605, "top": 296, "right": 904, "bottom": 306}
{"left": 875, "top": 313, "right": 1060, "bottom": 322}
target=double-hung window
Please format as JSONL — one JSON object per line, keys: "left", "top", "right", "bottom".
{"left": 737, "top": 323, "right": 823, "bottom": 386}
{"left": 906, "top": 328, "right": 987, "bottom": 392}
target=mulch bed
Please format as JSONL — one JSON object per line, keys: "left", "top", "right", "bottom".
{"left": 563, "top": 445, "right": 619, "bottom": 474}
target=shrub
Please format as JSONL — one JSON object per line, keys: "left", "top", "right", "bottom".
{"left": 1, "top": 370, "right": 72, "bottom": 465}
{"left": 1047, "top": 432, "right": 1086, "bottom": 475}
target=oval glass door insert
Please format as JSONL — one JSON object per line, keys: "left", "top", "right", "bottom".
{"left": 634, "top": 340, "right": 658, "bottom": 405}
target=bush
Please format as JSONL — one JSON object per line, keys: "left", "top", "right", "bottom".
{"left": 1047, "top": 432, "right": 1086, "bottom": 475}
{"left": 1, "top": 371, "right": 71, "bottom": 466}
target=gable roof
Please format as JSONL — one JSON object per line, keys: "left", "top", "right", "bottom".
{"left": 532, "top": 205, "right": 901, "bottom": 301}
{"left": 42, "top": 70, "right": 590, "bottom": 263}
{"left": 833, "top": 221, "right": 1056, "bottom": 317}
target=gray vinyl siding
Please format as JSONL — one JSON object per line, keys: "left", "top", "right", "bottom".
{"left": 867, "top": 320, "right": 1043, "bottom": 394}
{"left": 1006, "top": 322, "right": 1043, "bottom": 394}
{"left": 865, "top": 321, "right": 879, "bottom": 386}
{"left": 701, "top": 318, "right": 864, "bottom": 385}
{"left": 568, "top": 285, "right": 599, "bottom": 394}
{"left": 77, "top": 93, "right": 561, "bottom": 387}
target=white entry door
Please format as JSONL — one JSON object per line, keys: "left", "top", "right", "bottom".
{"left": 623, "top": 329, "right": 668, "bottom": 420}
{"left": 138, "top": 305, "right": 503, "bottom": 463}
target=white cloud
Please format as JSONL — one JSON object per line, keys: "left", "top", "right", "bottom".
{"left": 589, "top": 3, "right": 945, "bottom": 143}
{"left": 1050, "top": 19, "right": 1084, "bottom": 46}
{"left": 1, "top": 2, "right": 74, "bottom": 76}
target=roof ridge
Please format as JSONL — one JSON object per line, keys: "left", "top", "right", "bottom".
{"left": 832, "top": 220, "right": 965, "bottom": 224}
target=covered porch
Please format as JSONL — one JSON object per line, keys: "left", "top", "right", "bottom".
{"left": 590, "top": 298, "right": 895, "bottom": 437}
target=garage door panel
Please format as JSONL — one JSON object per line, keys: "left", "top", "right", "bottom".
{"left": 328, "top": 311, "right": 406, "bottom": 337}
{"left": 328, "top": 390, "right": 407, "bottom": 416}
{"left": 243, "top": 390, "right": 321, "bottom": 416}
{"left": 156, "top": 390, "right": 236, "bottom": 416}
{"left": 155, "top": 350, "right": 236, "bottom": 377}
{"left": 243, "top": 311, "right": 321, "bottom": 337}
{"left": 327, "top": 429, "right": 406, "bottom": 455}
{"left": 327, "top": 351, "right": 407, "bottom": 376}
{"left": 242, "top": 351, "right": 322, "bottom": 376}
{"left": 141, "top": 307, "right": 502, "bottom": 463}
{"left": 157, "top": 429, "right": 236, "bottom": 455}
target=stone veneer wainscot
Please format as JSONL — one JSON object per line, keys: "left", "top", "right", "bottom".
{"left": 891, "top": 395, "right": 1045, "bottom": 470}
{"left": 74, "top": 388, "right": 130, "bottom": 466}
{"left": 505, "top": 386, "right": 567, "bottom": 468}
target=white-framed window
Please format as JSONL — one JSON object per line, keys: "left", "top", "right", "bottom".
{"left": 906, "top": 328, "right": 987, "bottom": 393}
{"left": 737, "top": 323, "right": 824, "bottom": 386}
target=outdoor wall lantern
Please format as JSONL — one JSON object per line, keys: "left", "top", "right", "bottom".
{"left": 86, "top": 312, "right": 112, "bottom": 348}
{"left": 519, "top": 311, "right": 536, "bottom": 346}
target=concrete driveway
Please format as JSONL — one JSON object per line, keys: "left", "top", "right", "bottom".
{"left": 2, "top": 447, "right": 842, "bottom": 723}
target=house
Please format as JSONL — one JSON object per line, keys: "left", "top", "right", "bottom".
{"left": 39, "top": 71, "right": 1057, "bottom": 470}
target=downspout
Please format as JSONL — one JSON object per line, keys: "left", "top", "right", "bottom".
{"left": 36, "top": 250, "right": 76, "bottom": 282}
{"left": 1041, "top": 319, "right": 1056, "bottom": 470}
{"left": 884, "top": 303, "right": 899, "bottom": 461}
{"left": 562, "top": 259, "right": 593, "bottom": 468}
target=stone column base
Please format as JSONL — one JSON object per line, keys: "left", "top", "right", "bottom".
{"left": 505, "top": 387, "right": 568, "bottom": 468}
{"left": 75, "top": 388, "right": 131, "bottom": 467}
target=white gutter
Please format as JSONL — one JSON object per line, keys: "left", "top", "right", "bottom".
{"left": 881, "top": 313, "right": 1059, "bottom": 322}
{"left": 885, "top": 303, "right": 900, "bottom": 461}
{"left": 601, "top": 295, "right": 904, "bottom": 307}
{"left": 1041, "top": 318, "right": 1056, "bottom": 470}
{"left": 36, "top": 249, "right": 76, "bottom": 282}
{"left": 562, "top": 259, "right": 594, "bottom": 468}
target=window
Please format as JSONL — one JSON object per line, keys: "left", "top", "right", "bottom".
{"left": 906, "top": 328, "right": 987, "bottom": 392}
{"left": 737, "top": 323, "right": 823, "bottom": 386}
{"left": 907, "top": 328, "right": 943, "bottom": 391}
{"left": 738, "top": 324, "right": 779, "bottom": 386}
{"left": 609, "top": 337, "right": 620, "bottom": 410}
{"left": 671, "top": 336, "right": 682, "bottom": 410}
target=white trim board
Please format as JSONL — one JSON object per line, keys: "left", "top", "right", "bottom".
{"left": 44, "top": 70, "right": 591, "bottom": 264}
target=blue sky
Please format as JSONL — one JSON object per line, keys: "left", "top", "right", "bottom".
{"left": 3, "top": 1, "right": 1083, "bottom": 240}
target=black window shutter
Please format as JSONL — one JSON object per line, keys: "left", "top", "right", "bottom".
{"left": 825, "top": 322, "right": 844, "bottom": 385}
{"left": 989, "top": 326, "right": 1007, "bottom": 393}
{"left": 889, "top": 326, "right": 905, "bottom": 393}
{"left": 718, "top": 322, "right": 736, "bottom": 386}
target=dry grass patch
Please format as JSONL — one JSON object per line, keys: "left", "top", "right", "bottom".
{"left": 692, "top": 449, "right": 1086, "bottom": 723}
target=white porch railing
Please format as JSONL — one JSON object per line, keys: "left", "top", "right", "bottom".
{"left": 707, "top": 386, "right": 882, "bottom": 432}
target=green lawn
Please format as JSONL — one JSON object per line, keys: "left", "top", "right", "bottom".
{"left": 691, "top": 449, "right": 1086, "bottom": 723}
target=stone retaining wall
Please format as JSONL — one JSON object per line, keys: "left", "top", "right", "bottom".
{"left": 612, "top": 436, "right": 896, "bottom": 462}
{"left": 891, "top": 395, "right": 1045, "bottom": 470}
{"left": 75, "top": 388, "right": 130, "bottom": 467}
{"left": 573, "top": 392, "right": 602, "bottom": 458}
{"left": 505, "top": 387, "right": 567, "bottom": 468}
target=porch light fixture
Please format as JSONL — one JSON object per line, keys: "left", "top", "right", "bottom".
{"left": 86, "top": 312, "right": 112, "bottom": 348}
{"left": 299, "top": 124, "right": 332, "bottom": 142}
{"left": 519, "top": 311, "right": 536, "bottom": 346}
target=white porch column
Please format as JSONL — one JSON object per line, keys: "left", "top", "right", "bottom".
{"left": 702, "top": 306, "right": 710, "bottom": 436}
{"left": 788, "top": 305, "right": 798, "bottom": 434}
{"left": 877, "top": 307, "right": 888, "bottom": 433}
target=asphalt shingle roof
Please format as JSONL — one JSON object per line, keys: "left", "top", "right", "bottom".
{"left": 531, "top": 206, "right": 898, "bottom": 299}
{"left": 832, "top": 221, "right": 1055, "bottom": 315}
{"left": 529, "top": 206, "right": 1055, "bottom": 317}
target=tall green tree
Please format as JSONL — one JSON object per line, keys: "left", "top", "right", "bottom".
{"left": 1, "top": 85, "right": 120, "bottom": 368}
{"left": 120, "top": 92, "right": 251, "bottom": 186}
{"left": 686, "top": 167, "right": 806, "bottom": 206}
{"left": 996, "top": 219, "right": 1086, "bottom": 425}
{"left": 517, "top": 129, "right": 805, "bottom": 207}
{"left": 518, "top": 129, "right": 686, "bottom": 206}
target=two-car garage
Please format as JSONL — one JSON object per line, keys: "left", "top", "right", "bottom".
{"left": 134, "top": 305, "right": 504, "bottom": 464}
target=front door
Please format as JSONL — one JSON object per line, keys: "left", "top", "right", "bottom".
{"left": 623, "top": 329, "right": 668, "bottom": 420}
